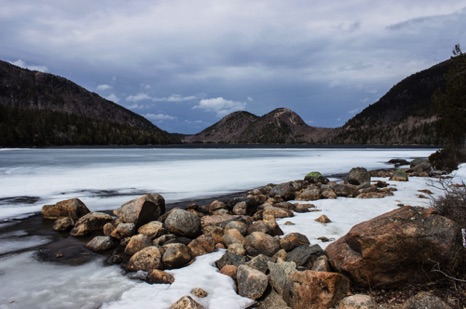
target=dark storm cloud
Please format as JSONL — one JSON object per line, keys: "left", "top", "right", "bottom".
{"left": 1, "top": 0, "right": 466, "bottom": 133}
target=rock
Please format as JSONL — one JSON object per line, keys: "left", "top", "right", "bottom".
{"left": 207, "top": 200, "right": 228, "bottom": 215}
{"left": 200, "top": 214, "right": 245, "bottom": 229}
{"left": 224, "top": 221, "right": 248, "bottom": 236}
{"left": 153, "top": 234, "right": 177, "bottom": 246}
{"left": 286, "top": 244, "right": 324, "bottom": 268}
{"left": 388, "top": 158, "right": 410, "bottom": 167}
{"left": 268, "top": 261, "right": 297, "bottom": 298}
{"left": 262, "top": 205, "right": 294, "bottom": 219}
{"left": 52, "top": 217, "right": 74, "bottom": 231}
{"left": 304, "top": 171, "right": 329, "bottom": 184}
{"left": 169, "top": 296, "right": 205, "bottom": 309}
{"left": 321, "top": 188, "right": 337, "bottom": 199}
{"left": 232, "top": 201, "right": 247, "bottom": 215}
{"left": 202, "top": 225, "right": 224, "bottom": 244}
{"left": 70, "top": 212, "right": 114, "bottom": 237}
{"left": 220, "top": 264, "right": 238, "bottom": 279}
{"left": 243, "top": 232, "right": 280, "bottom": 257}
{"left": 42, "top": 198, "right": 90, "bottom": 220}
{"left": 315, "top": 214, "right": 331, "bottom": 223}
{"left": 237, "top": 265, "right": 269, "bottom": 300}
{"left": 246, "top": 254, "right": 274, "bottom": 274}
{"left": 338, "top": 294, "right": 376, "bottom": 309}
{"left": 188, "top": 234, "right": 216, "bottom": 257}
{"left": 284, "top": 271, "right": 351, "bottom": 309}
{"left": 325, "top": 206, "right": 463, "bottom": 287}
{"left": 137, "top": 221, "right": 165, "bottom": 239}
{"left": 347, "top": 167, "right": 371, "bottom": 185}
{"left": 215, "top": 251, "right": 246, "bottom": 269}
{"left": 223, "top": 228, "right": 245, "bottom": 246}
{"left": 390, "top": 169, "right": 409, "bottom": 181}
{"left": 401, "top": 291, "right": 452, "bottom": 309}
{"left": 127, "top": 246, "right": 163, "bottom": 272}
{"left": 257, "top": 288, "right": 291, "bottom": 309}
{"left": 311, "top": 255, "right": 331, "bottom": 272}
{"left": 280, "top": 232, "right": 310, "bottom": 252}
{"left": 165, "top": 209, "right": 201, "bottom": 238}
{"left": 270, "top": 182, "right": 297, "bottom": 201}
{"left": 162, "top": 243, "right": 192, "bottom": 269}
{"left": 113, "top": 194, "right": 165, "bottom": 228}
{"left": 191, "top": 288, "right": 208, "bottom": 298}
{"left": 103, "top": 222, "right": 115, "bottom": 236}
{"left": 110, "top": 223, "right": 136, "bottom": 240}
{"left": 146, "top": 269, "right": 175, "bottom": 285}
{"left": 125, "top": 234, "right": 151, "bottom": 256}
{"left": 332, "top": 183, "right": 359, "bottom": 197}
{"left": 247, "top": 220, "right": 271, "bottom": 235}
{"left": 85, "top": 236, "right": 116, "bottom": 252}
{"left": 228, "top": 243, "right": 246, "bottom": 256}
{"left": 298, "top": 186, "right": 322, "bottom": 201}
{"left": 263, "top": 215, "right": 284, "bottom": 236}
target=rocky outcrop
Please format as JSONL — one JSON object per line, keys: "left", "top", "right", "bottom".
{"left": 325, "top": 206, "right": 463, "bottom": 287}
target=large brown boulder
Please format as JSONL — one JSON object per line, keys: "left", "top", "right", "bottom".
{"left": 243, "top": 231, "right": 280, "bottom": 257}
{"left": 165, "top": 209, "right": 201, "bottom": 238}
{"left": 325, "top": 206, "right": 463, "bottom": 288}
{"left": 42, "top": 198, "right": 90, "bottom": 220}
{"left": 162, "top": 243, "right": 193, "bottom": 269}
{"left": 127, "top": 246, "right": 163, "bottom": 272}
{"left": 283, "top": 270, "right": 351, "bottom": 309}
{"left": 113, "top": 194, "right": 165, "bottom": 229}
{"left": 347, "top": 167, "right": 371, "bottom": 185}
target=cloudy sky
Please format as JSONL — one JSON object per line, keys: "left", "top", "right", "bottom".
{"left": 1, "top": 1, "right": 466, "bottom": 133}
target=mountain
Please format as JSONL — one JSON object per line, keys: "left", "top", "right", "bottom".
{"left": 0, "top": 60, "right": 179, "bottom": 146}
{"left": 182, "top": 108, "right": 334, "bottom": 144}
{"left": 183, "top": 57, "right": 461, "bottom": 145}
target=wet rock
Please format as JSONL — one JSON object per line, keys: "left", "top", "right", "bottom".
{"left": 42, "top": 198, "right": 90, "bottom": 220}
{"left": 113, "top": 194, "right": 165, "bottom": 229}
{"left": 165, "top": 209, "right": 201, "bottom": 238}
{"left": 162, "top": 243, "right": 192, "bottom": 269}
{"left": 125, "top": 234, "right": 151, "bottom": 256}
{"left": 85, "top": 236, "right": 117, "bottom": 252}
{"left": 244, "top": 232, "right": 280, "bottom": 257}
{"left": 52, "top": 217, "right": 74, "bottom": 231}
{"left": 127, "top": 246, "right": 163, "bottom": 272}
{"left": 347, "top": 167, "right": 371, "bottom": 185}
{"left": 325, "top": 206, "right": 463, "bottom": 287}
{"left": 237, "top": 265, "right": 268, "bottom": 300}
{"left": 146, "top": 269, "right": 175, "bottom": 285}
{"left": 70, "top": 212, "right": 114, "bottom": 237}
{"left": 284, "top": 270, "right": 350, "bottom": 309}
{"left": 169, "top": 296, "right": 205, "bottom": 309}
{"left": 137, "top": 221, "right": 165, "bottom": 240}
{"left": 280, "top": 232, "right": 310, "bottom": 252}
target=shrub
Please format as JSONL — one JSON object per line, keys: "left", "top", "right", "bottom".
{"left": 429, "top": 146, "right": 466, "bottom": 173}
{"left": 431, "top": 181, "right": 466, "bottom": 228}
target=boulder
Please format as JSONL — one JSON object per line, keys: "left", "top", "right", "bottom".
{"left": 298, "top": 187, "right": 321, "bottom": 201}
{"left": 200, "top": 214, "right": 246, "bottom": 229}
{"left": 304, "top": 171, "right": 329, "bottom": 184}
{"left": 311, "top": 255, "right": 331, "bottom": 272}
{"left": 227, "top": 243, "right": 246, "bottom": 256}
{"left": 110, "top": 223, "right": 135, "bottom": 240}
{"left": 286, "top": 244, "right": 325, "bottom": 268}
{"left": 338, "top": 294, "right": 376, "bottom": 309}
{"left": 220, "top": 264, "right": 238, "bottom": 279}
{"left": 237, "top": 265, "right": 269, "bottom": 300}
{"left": 85, "top": 236, "right": 117, "bottom": 252}
{"left": 153, "top": 234, "right": 177, "bottom": 246}
{"left": 321, "top": 188, "right": 337, "bottom": 199}
{"left": 127, "top": 246, "right": 163, "bottom": 272}
{"left": 280, "top": 232, "right": 310, "bottom": 252}
{"left": 146, "top": 269, "right": 175, "bottom": 285}
{"left": 390, "top": 169, "right": 409, "bottom": 181}
{"left": 215, "top": 251, "right": 246, "bottom": 269}
{"left": 243, "top": 232, "right": 280, "bottom": 257}
{"left": 125, "top": 234, "right": 151, "bottom": 256}
{"left": 262, "top": 205, "right": 294, "bottom": 219}
{"left": 223, "top": 228, "right": 244, "bottom": 246}
{"left": 42, "top": 198, "right": 90, "bottom": 220}
{"left": 347, "top": 167, "right": 371, "bottom": 185}
{"left": 246, "top": 254, "right": 274, "bottom": 274}
{"left": 70, "top": 212, "right": 114, "bottom": 237}
{"left": 103, "top": 222, "right": 115, "bottom": 236}
{"left": 165, "top": 209, "right": 201, "bottom": 238}
{"left": 283, "top": 271, "right": 351, "bottom": 309}
{"left": 247, "top": 220, "right": 271, "bottom": 235}
{"left": 207, "top": 200, "right": 228, "bottom": 215}
{"left": 325, "top": 206, "right": 463, "bottom": 287}
{"left": 162, "top": 243, "right": 192, "bottom": 269}
{"left": 113, "top": 194, "right": 165, "bottom": 228}
{"left": 137, "top": 221, "right": 165, "bottom": 239}
{"left": 53, "top": 217, "right": 74, "bottom": 231}
{"left": 268, "top": 261, "right": 297, "bottom": 298}
{"left": 188, "top": 234, "right": 216, "bottom": 257}
{"left": 332, "top": 183, "right": 359, "bottom": 197}
{"left": 232, "top": 201, "right": 247, "bottom": 215}
{"left": 169, "top": 296, "right": 205, "bottom": 309}
{"left": 224, "top": 221, "right": 248, "bottom": 236}
{"left": 270, "top": 182, "right": 297, "bottom": 201}
{"left": 401, "top": 291, "right": 452, "bottom": 309}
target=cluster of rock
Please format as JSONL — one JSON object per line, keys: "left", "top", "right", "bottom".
{"left": 41, "top": 163, "right": 462, "bottom": 308}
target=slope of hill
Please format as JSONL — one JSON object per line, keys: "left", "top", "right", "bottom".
{"left": 0, "top": 60, "right": 179, "bottom": 146}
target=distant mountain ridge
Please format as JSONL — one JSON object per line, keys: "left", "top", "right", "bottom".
{"left": 0, "top": 60, "right": 178, "bottom": 146}
{"left": 183, "top": 57, "right": 461, "bottom": 145}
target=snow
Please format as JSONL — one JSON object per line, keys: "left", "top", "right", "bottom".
{"left": 1, "top": 148, "right": 463, "bottom": 309}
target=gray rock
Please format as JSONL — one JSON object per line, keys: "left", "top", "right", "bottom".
{"left": 286, "top": 244, "right": 324, "bottom": 267}
{"left": 215, "top": 251, "right": 246, "bottom": 269}
{"left": 237, "top": 265, "right": 268, "bottom": 300}
{"left": 268, "top": 260, "right": 297, "bottom": 298}
{"left": 347, "top": 167, "right": 371, "bottom": 185}
{"left": 165, "top": 209, "right": 201, "bottom": 238}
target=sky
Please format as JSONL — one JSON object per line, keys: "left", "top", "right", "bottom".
{"left": 1, "top": 1, "right": 466, "bottom": 134}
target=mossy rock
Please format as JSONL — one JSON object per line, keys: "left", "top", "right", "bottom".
{"left": 304, "top": 171, "right": 328, "bottom": 184}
